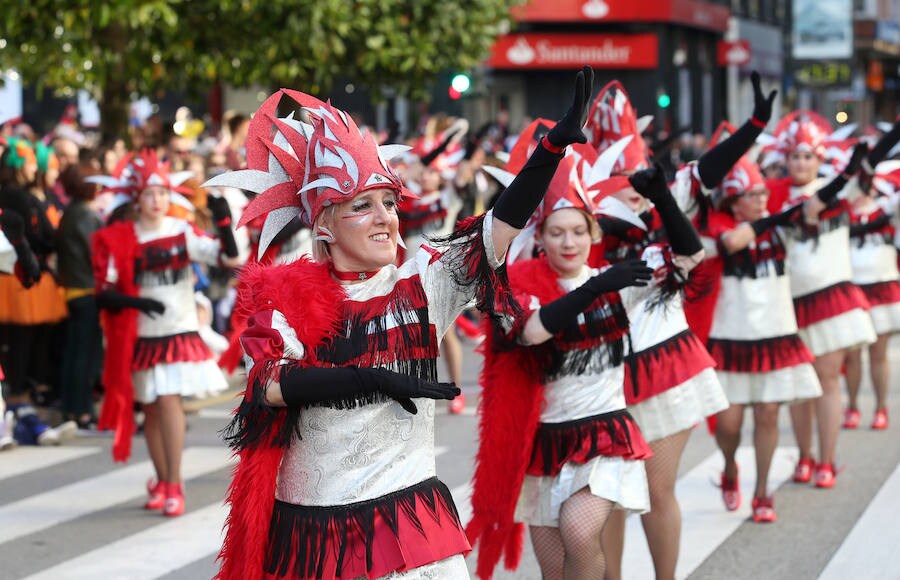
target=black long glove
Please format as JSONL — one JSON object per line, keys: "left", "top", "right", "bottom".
{"left": 817, "top": 143, "right": 868, "bottom": 204}
{"left": 866, "top": 117, "right": 900, "bottom": 171}
{"left": 207, "top": 195, "right": 239, "bottom": 259}
{"left": 697, "top": 71, "right": 777, "bottom": 190}
{"left": 750, "top": 203, "right": 803, "bottom": 236}
{"left": 629, "top": 163, "right": 703, "bottom": 256}
{"left": 420, "top": 125, "right": 465, "bottom": 167}
{"left": 538, "top": 259, "right": 653, "bottom": 335}
{"left": 96, "top": 289, "right": 166, "bottom": 318}
{"left": 493, "top": 66, "right": 594, "bottom": 229}
{"left": 278, "top": 365, "right": 460, "bottom": 414}
{"left": 0, "top": 211, "right": 41, "bottom": 288}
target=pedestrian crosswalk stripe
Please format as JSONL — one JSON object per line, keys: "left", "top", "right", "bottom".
{"left": 0, "top": 446, "right": 100, "bottom": 482}
{"left": 0, "top": 446, "right": 232, "bottom": 546}
{"left": 622, "top": 445, "right": 798, "bottom": 579}
{"left": 819, "top": 461, "right": 900, "bottom": 579}
{"left": 21, "top": 502, "right": 229, "bottom": 580}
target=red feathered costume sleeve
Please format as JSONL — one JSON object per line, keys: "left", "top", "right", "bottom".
{"left": 466, "top": 259, "right": 557, "bottom": 579}
{"left": 91, "top": 221, "right": 139, "bottom": 462}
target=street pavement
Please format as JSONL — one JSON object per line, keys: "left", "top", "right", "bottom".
{"left": 3, "top": 338, "right": 900, "bottom": 579}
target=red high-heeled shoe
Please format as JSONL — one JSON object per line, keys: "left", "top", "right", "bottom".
{"left": 163, "top": 482, "right": 185, "bottom": 517}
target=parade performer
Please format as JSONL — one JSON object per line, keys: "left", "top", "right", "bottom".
{"left": 207, "top": 66, "right": 594, "bottom": 580}
{"left": 766, "top": 115, "right": 900, "bottom": 487}
{"left": 467, "top": 107, "right": 709, "bottom": 577}
{"left": 697, "top": 124, "right": 821, "bottom": 521}
{"left": 581, "top": 74, "right": 778, "bottom": 578}
{"left": 843, "top": 159, "right": 900, "bottom": 430}
{"left": 91, "top": 149, "right": 240, "bottom": 516}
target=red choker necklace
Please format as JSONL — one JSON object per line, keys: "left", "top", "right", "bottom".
{"left": 330, "top": 267, "right": 382, "bottom": 281}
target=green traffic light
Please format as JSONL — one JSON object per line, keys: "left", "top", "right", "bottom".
{"left": 657, "top": 94, "right": 671, "bottom": 108}
{"left": 451, "top": 74, "right": 471, "bottom": 93}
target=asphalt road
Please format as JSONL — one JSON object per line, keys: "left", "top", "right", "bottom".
{"left": 3, "top": 338, "right": 900, "bottom": 579}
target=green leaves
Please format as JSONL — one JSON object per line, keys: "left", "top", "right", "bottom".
{"left": 0, "top": 0, "right": 522, "bottom": 131}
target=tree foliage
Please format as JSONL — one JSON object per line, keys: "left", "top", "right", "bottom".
{"left": 0, "top": 0, "right": 521, "bottom": 136}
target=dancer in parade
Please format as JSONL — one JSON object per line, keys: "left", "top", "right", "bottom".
{"left": 697, "top": 123, "right": 821, "bottom": 522}
{"left": 208, "top": 66, "right": 594, "bottom": 580}
{"left": 91, "top": 149, "right": 239, "bottom": 516}
{"left": 766, "top": 116, "right": 900, "bottom": 487}
{"left": 582, "top": 73, "right": 776, "bottom": 579}
{"left": 844, "top": 158, "right": 900, "bottom": 430}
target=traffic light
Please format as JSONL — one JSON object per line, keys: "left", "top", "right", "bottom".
{"left": 448, "top": 87, "right": 462, "bottom": 100}
{"left": 657, "top": 93, "right": 671, "bottom": 108}
{"left": 451, "top": 73, "right": 471, "bottom": 94}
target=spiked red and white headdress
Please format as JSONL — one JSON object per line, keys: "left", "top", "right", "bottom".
{"left": 773, "top": 110, "right": 832, "bottom": 158}
{"left": 584, "top": 81, "right": 651, "bottom": 175}
{"left": 484, "top": 119, "right": 610, "bottom": 262}
{"left": 86, "top": 149, "right": 196, "bottom": 220}
{"left": 204, "top": 89, "right": 411, "bottom": 258}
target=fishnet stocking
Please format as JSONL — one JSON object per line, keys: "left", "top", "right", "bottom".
{"left": 531, "top": 487, "right": 616, "bottom": 580}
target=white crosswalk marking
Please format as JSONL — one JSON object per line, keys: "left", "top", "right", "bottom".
{"left": 0, "top": 446, "right": 231, "bottom": 545}
{"left": 818, "top": 462, "right": 900, "bottom": 579}
{"left": 21, "top": 502, "right": 229, "bottom": 580}
{"left": 622, "top": 446, "right": 798, "bottom": 579}
{"left": 0, "top": 446, "right": 100, "bottom": 482}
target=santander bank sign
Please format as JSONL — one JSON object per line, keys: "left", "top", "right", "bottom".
{"left": 488, "top": 33, "right": 658, "bottom": 69}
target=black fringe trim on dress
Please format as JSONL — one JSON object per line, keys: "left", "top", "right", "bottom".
{"left": 265, "top": 477, "right": 461, "bottom": 579}
{"left": 428, "top": 213, "right": 520, "bottom": 324}
{"left": 530, "top": 409, "right": 641, "bottom": 476}
{"left": 134, "top": 265, "right": 190, "bottom": 288}
{"left": 707, "top": 334, "right": 813, "bottom": 373}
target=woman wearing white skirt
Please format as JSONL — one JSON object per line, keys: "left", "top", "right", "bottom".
{"left": 700, "top": 139, "right": 821, "bottom": 521}
{"left": 92, "top": 149, "right": 240, "bottom": 515}
{"left": 844, "top": 163, "right": 900, "bottom": 430}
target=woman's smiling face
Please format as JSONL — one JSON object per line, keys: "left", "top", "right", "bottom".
{"left": 325, "top": 188, "right": 400, "bottom": 272}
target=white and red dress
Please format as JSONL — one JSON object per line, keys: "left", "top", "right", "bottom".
{"left": 701, "top": 211, "right": 821, "bottom": 404}
{"left": 225, "top": 215, "right": 508, "bottom": 580}
{"left": 103, "top": 217, "right": 227, "bottom": 403}
{"left": 849, "top": 202, "right": 900, "bottom": 335}
{"left": 591, "top": 209, "right": 728, "bottom": 442}
{"left": 767, "top": 178, "right": 876, "bottom": 356}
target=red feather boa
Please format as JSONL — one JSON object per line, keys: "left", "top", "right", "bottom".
{"left": 216, "top": 257, "right": 344, "bottom": 580}
{"left": 466, "top": 257, "right": 568, "bottom": 579}
{"left": 91, "top": 221, "right": 139, "bottom": 462}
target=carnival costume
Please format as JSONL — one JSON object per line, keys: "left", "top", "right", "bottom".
{"left": 699, "top": 123, "right": 821, "bottom": 406}
{"left": 581, "top": 81, "right": 734, "bottom": 442}
{"left": 91, "top": 150, "right": 233, "bottom": 461}
{"left": 765, "top": 112, "right": 877, "bottom": 356}
{"left": 467, "top": 116, "right": 665, "bottom": 579}
{"left": 209, "top": 69, "right": 593, "bottom": 580}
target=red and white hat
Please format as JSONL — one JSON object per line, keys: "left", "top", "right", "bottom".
{"left": 773, "top": 110, "right": 832, "bottom": 158}
{"left": 584, "top": 81, "right": 651, "bottom": 174}
{"left": 483, "top": 119, "right": 600, "bottom": 262}
{"left": 204, "top": 89, "right": 412, "bottom": 257}
{"left": 708, "top": 122, "right": 766, "bottom": 203}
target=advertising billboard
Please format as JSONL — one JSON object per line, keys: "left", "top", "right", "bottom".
{"left": 792, "top": 0, "right": 853, "bottom": 59}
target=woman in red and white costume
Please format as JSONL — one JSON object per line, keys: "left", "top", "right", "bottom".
{"left": 765, "top": 115, "right": 900, "bottom": 487}
{"left": 207, "top": 68, "right": 594, "bottom": 580}
{"left": 698, "top": 125, "right": 821, "bottom": 522}
{"left": 844, "top": 158, "right": 900, "bottom": 430}
{"left": 91, "top": 150, "right": 240, "bottom": 515}
{"left": 581, "top": 76, "right": 780, "bottom": 579}
{"left": 468, "top": 131, "right": 652, "bottom": 580}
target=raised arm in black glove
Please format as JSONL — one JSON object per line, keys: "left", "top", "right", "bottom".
{"left": 629, "top": 163, "right": 703, "bottom": 256}
{"left": 493, "top": 66, "right": 594, "bottom": 229}
{"left": 816, "top": 142, "right": 868, "bottom": 204}
{"left": 697, "top": 71, "right": 777, "bottom": 190}
{"left": 866, "top": 117, "right": 900, "bottom": 172}
{"left": 0, "top": 210, "right": 41, "bottom": 288}
{"left": 538, "top": 259, "right": 653, "bottom": 335}
{"left": 750, "top": 203, "right": 803, "bottom": 236}
{"left": 420, "top": 122, "right": 468, "bottom": 167}
{"left": 277, "top": 365, "right": 460, "bottom": 415}
{"left": 96, "top": 289, "right": 166, "bottom": 318}
{"left": 206, "top": 195, "right": 239, "bottom": 259}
